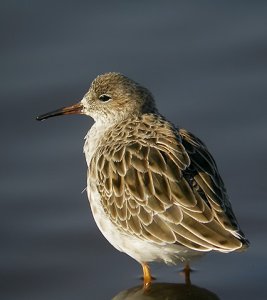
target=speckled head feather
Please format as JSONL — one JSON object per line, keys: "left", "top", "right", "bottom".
{"left": 81, "top": 72, "right": 157, "bottom": 123}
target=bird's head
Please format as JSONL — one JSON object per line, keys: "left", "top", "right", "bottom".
{"left": 36, "top": 72, "right": 157, "bottom": 124}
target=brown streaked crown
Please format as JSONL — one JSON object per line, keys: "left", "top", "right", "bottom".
{"left": 82, "top": 73, "right": 158, "bottom": 122}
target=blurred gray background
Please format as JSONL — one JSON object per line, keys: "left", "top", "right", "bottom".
{"left": 1, "top": 1, "right": 267, "bottom": 299}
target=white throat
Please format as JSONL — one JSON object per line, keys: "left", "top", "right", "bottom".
{"left": 83, "top": 119, "right": 114, "bottom": 167}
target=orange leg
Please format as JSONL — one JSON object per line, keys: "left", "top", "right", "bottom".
{"left": 183, "top": 263, "right": 191, "bottom": 285}
{"left": 141, "top": 263, "right": 152, "bottom": 289}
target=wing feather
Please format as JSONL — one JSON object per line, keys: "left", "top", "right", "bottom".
{"left": 90, "top": 115, "right": 248, "bottom": 252}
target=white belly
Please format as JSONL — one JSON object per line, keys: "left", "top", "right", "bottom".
{"left": 87, "top": 182, "right": 202, "bottom": 264}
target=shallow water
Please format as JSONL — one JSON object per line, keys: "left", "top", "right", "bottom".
{"left": 1, "top": 1, "right": 267, "bottom": 299}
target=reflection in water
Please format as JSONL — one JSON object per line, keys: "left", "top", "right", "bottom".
{"left": 112, "top": 282, "right": 220, "bottom": 300}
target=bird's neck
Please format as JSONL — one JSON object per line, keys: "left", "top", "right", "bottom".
{"left": 83, "top": 121, "right": 106, "bottom": 166}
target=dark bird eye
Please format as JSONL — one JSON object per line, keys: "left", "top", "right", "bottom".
{"left": 99, "top": 94, "right": 111, "bottom": 102}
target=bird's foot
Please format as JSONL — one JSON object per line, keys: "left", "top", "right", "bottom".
{"left": 141, "top": 263, "right": 153, "bottom": 290}
{"left": 182, "top": 263, "right": 192, "bottom": 285}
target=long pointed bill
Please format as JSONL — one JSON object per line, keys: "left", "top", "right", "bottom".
{"left": 36, "top": 102, "right": 84, "bottom": 121}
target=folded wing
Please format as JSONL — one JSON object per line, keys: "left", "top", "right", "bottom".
{"left": 90, "top": 115, "right": 248, "bottom": 252}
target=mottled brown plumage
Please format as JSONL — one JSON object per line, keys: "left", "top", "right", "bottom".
{"left": 90, "top": 112, "right": 248, "bottom": 252}
{"left": 37, "top": 72, "right": 249, "bottom": 288}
